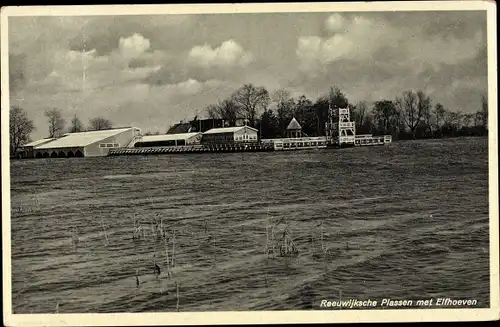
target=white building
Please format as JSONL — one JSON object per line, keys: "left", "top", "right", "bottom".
{"left": 201, "top": 126, "right": 259, "bottom": 144}
{"left": 31, "top": 127, "right": 141, "bottom": 158}
{"left": 133, "top": 132, "right": 202, "bottom": 147}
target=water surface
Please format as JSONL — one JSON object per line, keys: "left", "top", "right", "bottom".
{"left": 10, "top": 137, "right": 490, "bottom": 312}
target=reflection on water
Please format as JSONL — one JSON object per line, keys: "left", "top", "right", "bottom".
{"left": 10, "top": 137, "right": 489, "bottom": 312}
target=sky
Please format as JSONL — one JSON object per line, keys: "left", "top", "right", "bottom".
{"left": 8, "top": 10, "right": 488, "bottom": 140}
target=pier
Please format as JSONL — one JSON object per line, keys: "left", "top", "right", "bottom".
{"left": 354, "top": 134, "right": 392, "bottom": 146}
{"left": 261, "top": 137, "right": 328, "bottom": 151}
{"left": 108, "top": 143, "right": 275, "bottom": 156}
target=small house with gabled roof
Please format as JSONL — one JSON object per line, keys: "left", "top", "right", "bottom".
{"left": 286, "top": 117, "right": 302, "bottom": 138}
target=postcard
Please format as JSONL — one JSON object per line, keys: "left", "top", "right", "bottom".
{"left": 1, "top": 1, "right": 498, "bottom": 326}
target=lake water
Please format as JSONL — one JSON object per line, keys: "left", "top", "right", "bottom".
{"left": 9, "top": 137, "right": 490, "bottom": 313}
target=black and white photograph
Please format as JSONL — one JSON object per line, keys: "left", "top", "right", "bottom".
{"left": 1, "top": 1, "right": 498, "bottom": 325}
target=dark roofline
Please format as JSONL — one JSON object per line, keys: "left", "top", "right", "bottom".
{"left": 68, "top": 126, "right": 139, "bottom": 134}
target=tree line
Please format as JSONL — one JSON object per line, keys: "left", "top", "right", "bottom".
{"left": 203, "top": 84, "right": 488, "bottom": 140}
{"left": 9, "top": 84, "right": 488, "bottom": 157}
{"left": 9, "top": 107, "right": 113, "bottom": 156}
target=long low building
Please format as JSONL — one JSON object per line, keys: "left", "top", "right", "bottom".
{"left": 31, "top": 127, "right": 141, "bottom": 158}
{"left": 16, "top": 138, "right": 56, "bottom": 159}
{"left": 133, "top": 132, "right": 202, "bottom": 147}
{"left": 201, "top": 126, "right": 258, "bottom": 144}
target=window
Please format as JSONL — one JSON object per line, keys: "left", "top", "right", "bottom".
{"left": 100, "top": 143, "right": 119, "bottom": 148}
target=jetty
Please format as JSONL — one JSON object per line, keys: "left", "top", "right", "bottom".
{"left": 108, "top": 143, "right": 274, "bottom": 156}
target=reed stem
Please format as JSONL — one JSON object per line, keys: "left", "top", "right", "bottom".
{"left": 171, "top": 230, "right": 175, "bottom": 267}
{"left": 176, "top": 282, "right": 180, "bottom": 312}
{"left": 100, "top": 217, "right": 109, "bottom": 246}
{"left": 165, "top": 238, "right": 171, "bottom": 278}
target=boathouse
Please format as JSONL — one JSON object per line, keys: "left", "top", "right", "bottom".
{"left": 16, "top": 138, "right": 56, "bottom": 159}
{"left": 286, "top": 117, "right": 302, "bottom": 138}
{"left": 31, "top": 127, "right": 141, "bottom": 158}
{"left": 133, "top": 132, "right": 202, "bottom": 147}
{"left": 201, "top": 126, "right": 258, "bottom": 144}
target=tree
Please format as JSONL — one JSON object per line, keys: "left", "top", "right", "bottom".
{"left": 69, "top": 114, "right": 84, "bottom": 133}
{"left": 44, "top": 108, "right": 66, "bottom": 138}
{"left": 434, "top": 102, "right": 446, "bottom": 131}
{"left": 461, "top": 113, "right": 474, "bottom": 128}
{"left": 9, "top": 106, "right": 35, "bottom": 157}
{"left": 397, "top": 90, "right": 426, "bottom": 139}
{"left": 294, "top": 95, "right": 314, "bottom": 136}
{"left": 481, "top": 94, "right": 488, "bottom": 131}
{"left": 419, "top": 94, "right": 433, "bottom": 137}
{"left": 272, "top": 89, "right": 295, "bottom": 137}
{"left": 372, "top": 100, "right": 397, "bottom": 135}
{"left": 258, "top": 109, "right": 279, "bottom": 139}
{"left": 328, "top": 86, "right": 349, "bottom": 108}
{"left": 352, "top": 101, "right": 367, "bottom": 131}
{"left": 231, "top": 84, "right": 270, "bottom": 126}
{"left": 88, "top": 117, "right": 113, "bottom": 131}
{"left": 206, "top": 99, "right": 241, "bottom": 126}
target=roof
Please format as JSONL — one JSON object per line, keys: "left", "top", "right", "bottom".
{"left": 36, "top": 127, "right": 134, "bottom": 149}
{"left": 167, "top": 123, "right": 193, "bottom": 134}
{"left": 139, "top": 132, "right": 201, "bottom": 142}
{"left": 203, "top": 126, "right": 258, "bottom": 135}
{"left": 287, "top": 117, "right": 302, "bottom": 130}
{"left": 23, "top": 138, "right": 56, "bottom": 147}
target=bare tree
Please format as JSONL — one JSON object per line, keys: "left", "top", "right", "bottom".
{"left": 206, "top": 103, "right": 221, "bottom": 119}
{"left": 271, "top": 89, "right": 295, "bottom": 136}
{"left": 88, "top": 117, "right": 113, "bottom": 131}
{"left": 419, "top": 94, "right": 433, "bottom": 136}
{"left": 398, "top": 90, "right": 426, "bottom": 139}
{"left": 44, "top": 108, "right": 66, "bottom": 138}
{"left": 352, "top": 101, "right": 367, "bottom": 130}
{"left": 206, "top": 99, "right": 241, "bottom": 126}
{"left": 9, "top": 106, "right": 35, "bottom": 156}
{"left": 481, "top": 94, "right": 488, "bottom": 131}
{"left": 271, "top": 89, "right": 292, "bottom": 108}
{"left": 69, "top": 114, "right": 84, "bottom": 133}
{"left": 434, "top": 102, "right": 446, "bottom": 131}
{"left": 328, "top": 86, "right": 349, "bottom": 108}
{"left": 231, "top": 84, "right": 270, "bottom": 125}
{"left": 448, "top": 111, "right": 461, "bottom": 129}
{"left": 372, "top": 100, "right": 397, "bottom": 135}
{"left": 461, "top": 113, "right": 474, "bottom": 128}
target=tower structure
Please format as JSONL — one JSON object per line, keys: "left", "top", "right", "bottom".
{"left": 325, "top": 104, "right": 356, "bottom": 146}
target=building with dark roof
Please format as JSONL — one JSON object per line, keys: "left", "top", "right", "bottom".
{"left": 166, "top": 123, "right": 194, "bottom": 134}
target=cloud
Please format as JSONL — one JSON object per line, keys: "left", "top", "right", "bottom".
{"left": 296, "top": 14, "right": 484, "bottom": 74}
{"left": 67, "top": 16, "right": 193, "bottom": 56}
{"left": 119, "top": 33, "right": 151, "bottom": 59}
{"left": 141, "top": 39, "right": 254, "bottom": 86}
{"left": 325, "top": 13, "right": 346, "bottom": 33}
{"left": 187, "top": 39, "right": 253, "bottom": 68}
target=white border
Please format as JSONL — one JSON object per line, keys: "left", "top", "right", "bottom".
{"left": 2, "top": 1, "right": 498, "bottom": 326}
